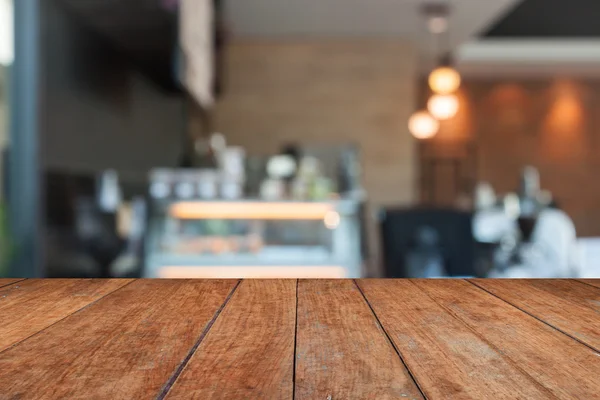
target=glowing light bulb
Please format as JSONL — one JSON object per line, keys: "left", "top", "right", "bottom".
{"left": 427, "top": 94, "right": 459, "bottom": 120}
{"left": 429, "top": 66, "right": 461, "bottom": 94}
{"left": 408, "top": 111, "right": 439, "bottom": 139}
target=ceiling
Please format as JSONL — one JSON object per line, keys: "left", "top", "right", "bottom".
{"left": 225, "top": 0, "right": 600, "bottom": 76}
{"left": 58, "top": 0, "right": 600, "bottom": 83}
{"left": 225, "top": 0, "right": 520, "bottom": 65}
{"left": 484, "top": 0, "right": 600, "bottom": 38}
{"left": 457, "top": 0, "right": 600, "bottom": 76}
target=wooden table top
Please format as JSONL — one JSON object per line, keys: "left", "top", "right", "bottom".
{"left": 1, "top": 279, "right": 600, "bottom": 399}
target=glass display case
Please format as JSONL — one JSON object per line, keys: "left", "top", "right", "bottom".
{"left": 144, "top": 199, "right": 363, "bottom": 278}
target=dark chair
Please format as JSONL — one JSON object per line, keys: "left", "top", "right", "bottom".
{"left": 380, "top": 208, "right": 476, "bottom": 278}
{"left": 44, "top": 171, "right": 99, "bottom": 277}
{"left": 44, "top": 170, "right": 144, "bottom": 278}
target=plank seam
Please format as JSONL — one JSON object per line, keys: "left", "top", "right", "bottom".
{"left": 467, "top": 279, "right": 600, "bottom": 354}
{"left": 0, "top": 279, "right": 135, "bottom": 356}
{"left": 574, "top": 279, "right": 600, "bottom": 290}
{"left": 0, "top": 278, "right": 27, "bottom": 289}
{"left": 292, "top": 279, "right": 299, "bottom": 400}
{"left": 416, "top": 280, "right": 560, "bottom": 399}
{"left": 353, "top": 280, "right": 429, "bottom": 400}
{"left": 155, "top": 279, "right": 242, "bottom": 400}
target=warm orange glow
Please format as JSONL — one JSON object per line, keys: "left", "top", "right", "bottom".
{"left": 169, "top": 201, "right": 335, "bottom": 220}
{"left": 438, "top": 88, "right": 474, "bottom": 140}
{"left": 408, "top": 111, "right": 439, "bottom": 139}
{"left": 543, "top": 81, "right": 585, "bottom": 135}
{"left": 541, "top": 81, "right": 587, "bottom": 160}
{"left": 429, "top": 66, "right": 461, "bottom": 94}
{"left": 545, "top": 94, "right": 584, "bottom": 130}
{"left": 158, "top": 266, "right": 347, "bottom": 278}
{"left": 427, "top": 94, "right": 459, "bottom": 120}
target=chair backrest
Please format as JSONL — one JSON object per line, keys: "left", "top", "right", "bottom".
{"left": 380, "top": 207, "right": 475, "bottom": 278}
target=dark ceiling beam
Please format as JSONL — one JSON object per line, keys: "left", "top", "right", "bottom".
{"left": 484, "top": 0, "right": 600, "bottom": 38}
{"left": 57, "top": 0, "right": 181, "bottom": 93}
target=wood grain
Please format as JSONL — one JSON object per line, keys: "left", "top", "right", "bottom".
{"left": 0, "top": 279, "right": 131, "bottom": 352}
{"left": 471, "top": 279, "right": 600, "bottom": 351}
{"left": 165, "top": 279, "right": 296, "bottom": 400}
{"left": 578, "top": 279, "right": 600, "bottom": 289}
{"left": 0, "top": 279, "right": 25, "bottom": 288}
{"left": 357, "top": 279, "right": 553, "bottom": 399}
{"left": 415, "top": 279, "right": 600, "bottom": 399}
{"left": 295, "top": 280, "right": 423, "bottom": 400}
{"left": 4, "top": 278, "right": 600, "bottom": 399}
{"left": 0, "top": 279, "right": 237, "bottom": 399}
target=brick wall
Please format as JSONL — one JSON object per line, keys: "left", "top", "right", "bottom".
{"left": 209, "top": 39, "right": 419, "bottom": 273}
{"left": 423, "top": 78, "right": 600, "bottom": 237}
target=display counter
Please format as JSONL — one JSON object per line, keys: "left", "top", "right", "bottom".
{"left": 144, "top": 199, "right": 363, "bottom": 278}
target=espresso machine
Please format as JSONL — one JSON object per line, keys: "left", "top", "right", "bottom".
{"left": 473, "top": 167, "right": 579, "bottom": 278}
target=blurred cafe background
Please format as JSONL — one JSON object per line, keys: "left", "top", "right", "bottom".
{"left": 1, "top": 0, "right": 600, "bottom": 279}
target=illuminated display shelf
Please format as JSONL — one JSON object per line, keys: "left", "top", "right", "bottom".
{"left": 169, "top": 200, "right": 338, "bottom": 220}
{"left": 144, "top": 199, "right": 364, "bottom": 278}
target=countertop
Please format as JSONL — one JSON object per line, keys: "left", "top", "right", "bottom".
{"left": 1, "top": 278, "right": 600, "bottom": 399}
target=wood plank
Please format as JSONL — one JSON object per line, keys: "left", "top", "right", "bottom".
{"left": 471, "top": 279, "right": 600, "bottom": 351}
{"left": 0, "top": 279, "right": 237, "bottom": 399}
{"left": 578, "top": 279, "right": 600, "bottom": 289}
{"left": 165, "top": 279, "right": 296, "bottom": 400}
{"left": 357, "top": 279, "right": 552, "bottom": 399}
{"left": 414, "top": 279, "right": 600, "bottom": 399}
{"left": 0, "top": 278, "right": 25, "bottom": 288}
{"left": 295, "top": 280, "right": 423, "bottom": 400}
{"left": 0, "top": 278, "right": 131, "bottom": 352}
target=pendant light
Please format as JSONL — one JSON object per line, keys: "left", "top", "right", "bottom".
{"left": 429, "top": 66, "right": 461, "bottom": 95}
{"left": 409, "top": 2, "right": 461, "bottom": 140}
{"left": 427, "top": 93, "right": 459, "bottom": 120}
{"left": 423, "top": 2, "right": 461, "bottom": 95}
{"left": 408, "top": 110, "right": 439, "bottom": 139}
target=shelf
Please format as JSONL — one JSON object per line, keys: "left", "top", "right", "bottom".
{"left": 169, "top": 201, "right": 339, "bottom": 220}
{"left": 147, "top": 245, "right": 340, "bottom": 268}
{"left": 156, "top": 265, "right": 347, "bottom": 279}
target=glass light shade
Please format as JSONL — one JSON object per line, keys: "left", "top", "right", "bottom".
{"left": 408, "top": 111, "right": 439, "bottom": 139}
{"left": 429, "top": 66, "right": 461, "bottom": 94}
{"left": 427, "top": 94, "right": 459, "bottom": 120}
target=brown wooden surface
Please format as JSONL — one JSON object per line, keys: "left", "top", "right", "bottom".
{"left": 165, "top": 280, "right": 296, "bottom": 400}
{"left": 471, "top": 279, "right": 600, "bottom": 351}
{"left": 357, "top": 279, "right": 552, "bottom": 399}
{"left": 0, "top": 278, "right": 25, "bottom": 288}
{"left": 2, "top": 278, "right": 600, "bottom": 399}
{"left": 295, "top": 279, "right": 423, "bottom": 400}
{"left": 579, "top": 279, "right": 600, "bottom": 289}
{"left": 0, "top": 279, "right": 237, "bottom": 399}
{"left": 0, "top": 279, "right": 131, "bottom": 352}
{"left": 415, "top": 279, "right": 600, "bottom": 399}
